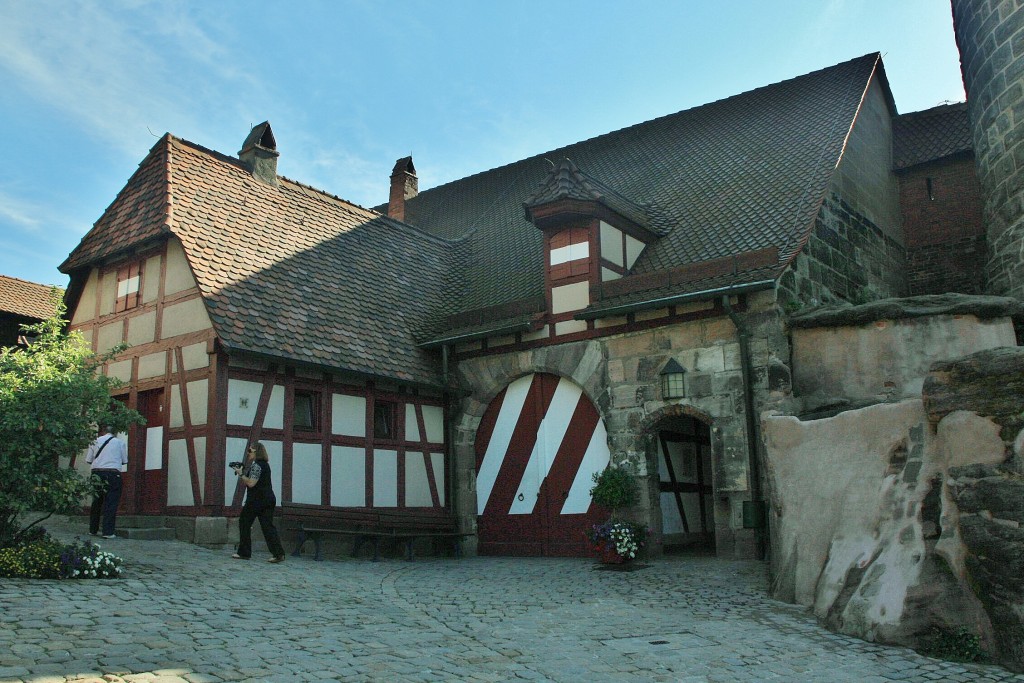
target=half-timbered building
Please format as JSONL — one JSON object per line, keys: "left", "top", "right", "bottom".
{"left": 60, "top": 53, "right": 978, "bottom": 559}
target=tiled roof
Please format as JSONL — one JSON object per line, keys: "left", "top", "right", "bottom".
{"left": 63, "top": 136, "right": 454, "bottom": 388}
{"left": 0, "top": 275, "right": 60, "bottom": 319}
{"left": 893, "top": 102, "right": 972, "bottom": 169}
{"left": 396, "top": 54, "right": 883, "bottom": 317}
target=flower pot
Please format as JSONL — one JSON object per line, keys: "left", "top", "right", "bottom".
{"left": 600, "top": 546, "right": 627, "bottom": 564}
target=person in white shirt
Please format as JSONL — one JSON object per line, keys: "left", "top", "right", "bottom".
{"left": 86, "top": 426, "right": 128, "bottom": 538}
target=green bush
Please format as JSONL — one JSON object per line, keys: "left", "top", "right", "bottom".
{"left": 0, "top": 535, "right": 63, "bottom": 578}
{"left": 590, "top": 465, "right": 639, "bottom": 511}
{"left": 923, "top": 626, "right": 984, "bottom": 663}
{"left": 0, "top": 533, "right": 122, "bottom": 579}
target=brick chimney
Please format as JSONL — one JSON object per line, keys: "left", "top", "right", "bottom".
{"left": 239, "top": 121, "right": 279, "bottom": 186}
{"left": 388, "top": 156, "right": 418, "bottom": 221}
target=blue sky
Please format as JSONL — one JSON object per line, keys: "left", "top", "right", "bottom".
{"left": 0, "top": 1, "right": 966, "bottom": 288}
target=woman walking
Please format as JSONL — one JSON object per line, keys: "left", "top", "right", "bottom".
{"left": 231, "top": 442, "right": 286, "bottom": 563}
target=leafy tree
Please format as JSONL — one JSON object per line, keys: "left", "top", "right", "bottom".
{"left": 0, "top": 297, "right": 143, "bottom": 548}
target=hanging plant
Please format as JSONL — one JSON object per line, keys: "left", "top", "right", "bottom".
{"left": 589, "top": 464, "right": 639, "bottom": 512}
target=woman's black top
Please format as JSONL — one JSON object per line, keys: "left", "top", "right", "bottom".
{"left": 244, "top": 460, "right": 276, "bottom": 508}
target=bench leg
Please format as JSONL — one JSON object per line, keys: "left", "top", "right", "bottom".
{"left": 372, "top": 537, "right": 380, "bottom": 562}
{"left": 405, "top": 538, "right": 415, "bottom": 562}
{"left": 291, "top": 529, "right": 308, "bottom": 558}
{"left": 453, "top": 538, "right": 462, "bottom": 559}
{"left": 312, "top": 532, "right": 323, "bottom": 561}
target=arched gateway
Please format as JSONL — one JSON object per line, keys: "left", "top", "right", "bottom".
{"left": 475, "top": 373, "right": 609, "bottom": 556}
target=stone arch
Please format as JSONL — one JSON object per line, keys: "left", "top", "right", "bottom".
{"left": 638, "top": 402, "right": 722, "bottom": 556}
{"left": 453, "top": 341, "right": 608, "bottom": 447}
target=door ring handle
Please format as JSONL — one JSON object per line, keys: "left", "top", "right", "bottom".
{"left": 518, "top": 493, "right": 525, "bottom": 501}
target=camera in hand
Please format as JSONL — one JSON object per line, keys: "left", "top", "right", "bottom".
{"left": 229, "top": 461, "right": 243, "bottom": 469}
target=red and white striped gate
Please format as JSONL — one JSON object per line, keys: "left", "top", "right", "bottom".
{"left": 475, "top": 373, "right": 610, "bottom": 556}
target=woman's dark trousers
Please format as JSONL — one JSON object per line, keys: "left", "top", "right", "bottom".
{"left": 237, "top": 502, "right": 285, "bottom": 558}
{"left": 89, "top": 471, "right": 123, "bottom": 536}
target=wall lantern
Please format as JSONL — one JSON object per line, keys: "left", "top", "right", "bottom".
{"left": 660, "top": 358, "right": 686, "bottom": 399}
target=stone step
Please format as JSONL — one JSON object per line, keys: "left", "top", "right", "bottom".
{"left": 116, "top": 515, "right": 167, "bottom": 529}
{"left": 117, "top": 526, "right": 177, "bottom": 541}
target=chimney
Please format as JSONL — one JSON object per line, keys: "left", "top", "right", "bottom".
{"left": 388, "top": 156, "right": 418, "bottom": 221}
{"left": 238, "top": 121, "right": 279, "bottom": 186}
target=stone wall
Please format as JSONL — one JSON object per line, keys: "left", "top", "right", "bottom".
{"left": 779, "top": 193, "right": 906, "bottom": 309}
{"left": 788, "top": 295, "right": 1018, "bottom": 407}
{"left": 449, "top": 290, "right": 786, "bottom": 560}
{"left": 952, "top": 1, "right": 1024, "bottom": 300}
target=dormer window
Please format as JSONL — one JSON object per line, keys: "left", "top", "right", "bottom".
{"left": 115, "top": 262, "right": 142, "bottom": 312}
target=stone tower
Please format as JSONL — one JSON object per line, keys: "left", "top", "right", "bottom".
{"left": 951, "top": 1, "right": 1024, "bottom": 298}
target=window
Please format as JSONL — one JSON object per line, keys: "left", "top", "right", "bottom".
{"left": 373, "top": 401, "right": 396, "bottom": 440}
{"left": 115, "top": 262, "right": 142, "bottom": 312}
{"left": 293, "top": 391, "right": 320, "bottom": 431}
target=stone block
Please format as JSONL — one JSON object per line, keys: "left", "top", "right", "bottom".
{"left": 694, "top": 345, "right": 726, "bottom": 373}
{"left": 194, "top": 516, "right": 228, "bottom": 545}
{"left": 702, "top": 318, "right": 735, "bottom": 344}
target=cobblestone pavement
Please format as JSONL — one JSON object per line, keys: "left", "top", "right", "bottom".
{"left": 1, "top": 517, "right": 1022, "bottom": 683}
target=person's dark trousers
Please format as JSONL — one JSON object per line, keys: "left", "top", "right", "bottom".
{"left": 236, "top": 502, "right": 285, "bottom": 558}
{"left": 89, "top": 471, "right": 123, "bottom": 536}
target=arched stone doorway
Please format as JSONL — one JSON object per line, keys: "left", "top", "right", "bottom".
{"left": 648, "top": 412, "right": 717, "bottom": 555}
{"left": 474, "top": 372, "right": 610, "bottom": 556}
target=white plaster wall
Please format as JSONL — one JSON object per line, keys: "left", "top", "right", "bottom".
{"left": 422, "top": 405, "right": 444, "bottom": 443}
{"left": 332, "top": 394, "right": 366, "bottom": 436}
{"left": 405, "top": 452, "right": 435, "bottom": 507}
{"left": 291, "top": 443, "right": 322, "bottom": 505}
{"left": 792, "top": 315, "right": 1016, "bottom": 401}
{"left": 161, "top": 298, "right": 212, "bottom": 338}
{"left": 142, "top": 254, "right": 161, "bottom": 303}
{"left": 373, "top": 449, "right": 398, "bottom": 506}
{"left": 138, "top": 351, "right": 166, "bottom": 379}
{"left": 127, "top": 311, "right": 156, "bottom": 346}
{"left": 331, "top": 445, "right": 365, "bottom": 506}
{"left": 227, "top": 380, "right": 284, "bottom": 430}
{"left": 164, "top": 240, "right": 196, "bottom": 295}
{"left": 96, "top": 321, "right": 123, "bottom": 353}
{"left": 71, "top": 270, "right": 98, "bottom": 324}
{"left": 169, "top": 379, "right": 209, "bottom": 428}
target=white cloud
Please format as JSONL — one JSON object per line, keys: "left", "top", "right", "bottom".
{"left": 0, "top": 1, "right": 265, "bottom": 156}
{"left": 0, "top": 190, "right": 43, "bottom": 230}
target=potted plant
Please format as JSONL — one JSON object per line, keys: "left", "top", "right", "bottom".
{"left": 586, "top": 520, "right": 648, "bottom": 563}
{"left": 587, "top": 464, "right": 647, "bottom": 563}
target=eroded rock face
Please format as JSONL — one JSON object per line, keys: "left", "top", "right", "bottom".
{"left": 765, "top": 346, "right": 1024, "bottom": 672}
{"left": 948, "top": 461, "right": 1024, "bottom": 670}
{"left": 763, "top": 402, "right": 996, "bottom": 654}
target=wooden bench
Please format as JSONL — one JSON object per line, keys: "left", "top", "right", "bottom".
{"left": 280, "top": 503, "right": 472, "bottom": 562}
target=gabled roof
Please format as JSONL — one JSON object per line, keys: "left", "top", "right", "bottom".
{"left": 62, "top": 135, "right": 454, "bottom": 388}
{"left": 0, "top": 275, "right": 59, "bottom": 319}
{"left": 893, "top": 102, "right": 972, "bottom": 170}
{"left": 397, "top": 54, "right": 885, "bottom": 324}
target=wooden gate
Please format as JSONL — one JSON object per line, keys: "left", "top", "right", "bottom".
{"left": 475, "top": 373, "right": 609, "bottom": 556}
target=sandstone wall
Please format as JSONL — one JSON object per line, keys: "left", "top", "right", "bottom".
{"left": 449, "top": 290, "right": 786, "bottom": 560}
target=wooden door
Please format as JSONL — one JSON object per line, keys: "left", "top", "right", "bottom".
{"left": 658, "top": 422, "right": 714, "bottom": 550}
{"left": 135, "top": 389, "right": 166, "bottom": 515}
{"left": 475, "top": 373, "right": 609, "bottom": 556}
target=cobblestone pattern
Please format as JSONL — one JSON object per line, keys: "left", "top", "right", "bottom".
{"left": 953, "top": 0, "right": 1024, "bottom": 299}
{"left": 1, "top": 517, "right": 1022, "bottom": 682}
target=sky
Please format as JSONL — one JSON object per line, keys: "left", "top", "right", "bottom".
{"left": 0, "top": 0, "right": 967, "bottom": 289}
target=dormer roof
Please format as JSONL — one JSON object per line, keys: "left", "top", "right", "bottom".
{"left": 523, "top": 158, "right": 665, "bottom": 239}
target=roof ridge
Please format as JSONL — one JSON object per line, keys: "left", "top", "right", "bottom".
{"left": 895, "top": 101, "right": 968, "bottom": 119}
{"left": 0, "top": 273, "right": 62, "bottom": 290}
{"left": 411, "top": 53, "right": 882, "bottom": 199}
{"left": 167, "top": 135, "right": 460, "bottom": 248}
